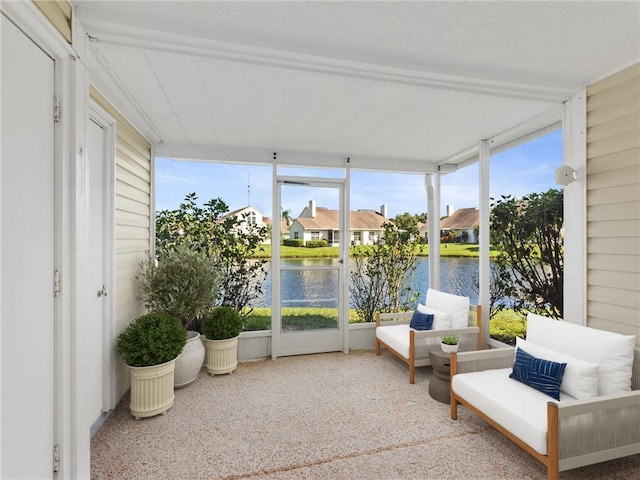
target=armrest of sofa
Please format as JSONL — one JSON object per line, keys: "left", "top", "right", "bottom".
{"left": 375, "top": 311, "right": 412, "bottom": 327}
{"left": 451, "top": 347, "right": 516, "bottom": 376}
{"left": 549, "top": 390, "right": 640, "bottom": 471}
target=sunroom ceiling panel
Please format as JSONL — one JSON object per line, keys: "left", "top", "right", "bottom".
{"left": 77, "top": 1, "right": 639, "bottom": 89}
{"left": 96, "top": 45, "right": 187, "bottom": 145}
{"left": 242, "top": 64, "right": 301, "bottom": 151}
{"left": 145, "top": 52, "right": 217, "bottom": 147}
{"left": 197, "top": 59, "right": 253, "bottom": 148}
{"left": 79, "top": 1, "right": 637, "bottom": 168}
{"left": 269, "top": 70, "right": 334, "bottom": 152}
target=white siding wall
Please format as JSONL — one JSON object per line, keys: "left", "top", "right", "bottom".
{"left": 90, "top": 87, "right": 152, "bottom": 398}
{"left": 586, "top": 64, "right": 640, "bottom": 345}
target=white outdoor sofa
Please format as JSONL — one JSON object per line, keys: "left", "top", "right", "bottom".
{"left": 375, "top": 289, "right": 482, "bottom": 384}
{"left": 450, "top": 313, "right": 640, "bottom": 480}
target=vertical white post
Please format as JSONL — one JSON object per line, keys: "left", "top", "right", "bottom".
{"left": 0, "top": 14, "right": 4, "bottom": 477}
{"left": 479, "top": 140, "right": 491, "bottom": 347}
{"left": 562, "top": 91, "right": 587, "bottom": 325}
{"left": 343, "top": 160, "right": 351, "bottom": 352}
{"left": 271, "top": 159, "right": 280, "bottom": 359}
{"left": 425, "top": 173, "right": 441, "bottom": 290}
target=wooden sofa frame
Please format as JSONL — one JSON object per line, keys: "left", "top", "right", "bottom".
{"left": 450, "top": 347, "right": 640, "bottom": 480}
{"left": 375, "top": 304, "right": 482, "bottom": 384}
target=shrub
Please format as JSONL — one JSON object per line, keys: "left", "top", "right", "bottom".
{"left": 350, "top": 222, "right": 420, "bottom": 322}
{"left": 155, "top": 193, "right": 270, "bottom": 320}
{"left": 136, "top": 245, "right": 220, "bottom": 330}
{"left": 305, "top": 240, "right": 328, "bottom": 248}
{"left": 491, "top": 189, "right": 563, "bottom": 318}
{"left": 283, "top": 238, "right": 304, "bottom": 247}
{"left": 202, "top": 306, "right": 243, "bottom": 340}
{"left": 116, "top": 312, "right": 187, "bottom": 367}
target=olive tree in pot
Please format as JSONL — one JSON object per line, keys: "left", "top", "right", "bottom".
{"left": 116, "top": 312, "right": 186, "bottom": 419}
{"left": 136, "top": 245, "right": 220, "bottom": 388}
{"left": 202, "top": 307, "right": 243, "bottom": 375}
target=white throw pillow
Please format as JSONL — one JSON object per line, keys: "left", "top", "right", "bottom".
{"left": 516, "top": 337, "right": 599, "bottom": 400}
{"left": 526, "top": 313, "right": 636, "bottom": 395}
{"left": 417, "top": 303, "right": 451, "bottom": 330}
{"left": 425, "top": 288, "right": 470, "bottom": 329}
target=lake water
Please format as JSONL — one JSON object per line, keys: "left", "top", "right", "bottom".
{"left": 252, "top": 257, "right": 483, "bottom": 307}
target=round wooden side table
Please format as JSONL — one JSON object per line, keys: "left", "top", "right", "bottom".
{"left": 428, "top": 347, "right": 452, "bottom": 404}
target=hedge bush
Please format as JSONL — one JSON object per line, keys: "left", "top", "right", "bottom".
{"left": 305, "top": 240, "right": 328, "bottom": 248}
{"left": 283, "top": 238, "right": 304, "bottom": 247}
{"left": 202, "top": 306, "right": 243, "bottom": 340}
{"left": 116, "top": 312, "right": 186, "bottom": 367}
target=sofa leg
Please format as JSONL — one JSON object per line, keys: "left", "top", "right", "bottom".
{"left": 450, "top": 397, "right": 458, "bottom": 420}
{"left": 375, "top": 339, "right": 380, "bottom": 355}
{"left": 409, "top": 363, "right": 415, "bottom": 384}
{"left": 547, "top": 402, "right": 560, "bottom": 480}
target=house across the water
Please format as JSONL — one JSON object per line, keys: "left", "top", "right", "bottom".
{"left": 221, "top": 205, "right": 289, "bottom": 245}
{"left": 441, "top": 207, "right": 480, "bottom": 243}
{"left": 289, "top": 200, "right": 388, "bottom": 246}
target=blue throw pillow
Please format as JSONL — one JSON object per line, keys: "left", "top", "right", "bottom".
{"left": 510, "top": 347, "right": 567, "bottom": 400}
{"left": 409, "top": 310, "right": 434, "bottom": 331}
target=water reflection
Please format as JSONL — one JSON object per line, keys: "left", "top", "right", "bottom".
{"left": 255, "top": 257, "right": 484, "bottom": 307}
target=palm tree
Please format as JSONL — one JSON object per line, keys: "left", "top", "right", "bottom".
{"left": 281, "top": 208, "right": 292, "bottom": 226}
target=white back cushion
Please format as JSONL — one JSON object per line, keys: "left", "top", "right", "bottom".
{"left": 526, "top": 313, "right": 635, "bottom": 395}
{"left": 516, "top": 338, "right": 599, "bottom": 400}
{"left": 417, "top": 303, "right": 450, "bottom": 330}
{"left": 425, "top": 288, "right": 470, "bottom": 329}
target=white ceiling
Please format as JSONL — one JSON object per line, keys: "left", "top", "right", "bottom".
{"left": 75, "top": 1, "right": 640, "bottom": 173}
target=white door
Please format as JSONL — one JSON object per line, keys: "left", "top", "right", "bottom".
{"left": 86, "top": 116, "right": 114, "bottom": 432}
{"left": 272, "top": 178, "right": 348, "bottom": 357}
{"left": 1, "top": 14, "right": 56, "bottom": 479}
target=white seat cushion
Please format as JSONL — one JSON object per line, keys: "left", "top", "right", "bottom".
{"left": 425, "top": 288, "right": 470, "bottom": 328}
{"left": 452, "top": 368, "right": 576, "bottom": 455}
{"left": 376, "top": 324, "right": 411, "bottom": 359}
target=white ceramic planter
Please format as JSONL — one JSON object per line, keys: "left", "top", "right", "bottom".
{"left": 174, "top": 331, "right": 205, "bottom": 388}
{"left": 441, "top": 342, "right": 459, "bottom": 353}
{"left": 206, "top": 336, "right": 239, "bottom": 375}
{"left": 128, "top": 358, "right": 176, "bottom": 419}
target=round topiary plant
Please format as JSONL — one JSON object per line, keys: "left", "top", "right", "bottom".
{"left": 116, "top": 312, "right": 187, "bottom": 367}
{"left": 202, "top": 307, "right": 243, "bottom": 340}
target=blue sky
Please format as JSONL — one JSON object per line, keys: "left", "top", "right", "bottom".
{"left": 155, "top": 129, "right": 563, "bottom": 219}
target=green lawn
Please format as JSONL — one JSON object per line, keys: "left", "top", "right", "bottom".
{"left": 244, "top": 306, "right": 525, "bottom": 343}
{"left": 255, "top": 243, "right": 498, "bottom": 258}
{"left": 489, "top": 310, "right": 527, "bottom": 344}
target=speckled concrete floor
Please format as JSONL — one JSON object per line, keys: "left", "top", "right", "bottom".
{"left": 91, "top": 351, "right": 639, "bottom": 479}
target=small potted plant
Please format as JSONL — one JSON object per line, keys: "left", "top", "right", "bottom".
{"left": 440, "top": 335, "right": 459, "bottom": 353}
{"left": 116, "top": 312, "right": 187, "bottom": 419}
{"left": 202, "top": 306, "right": 243, "bottom": 375}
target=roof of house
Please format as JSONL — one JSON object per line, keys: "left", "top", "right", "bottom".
{"left": 263, "top": 216, "right": 290, "bottom": 233}
{"left": 440, "top": 208, "right": 479, "bottom": 230}
{"left": 295, "top": 207, "right": 387, "bottom": 230}
{"left": 222, "top": 205, "right": 257, "bottom": 219}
